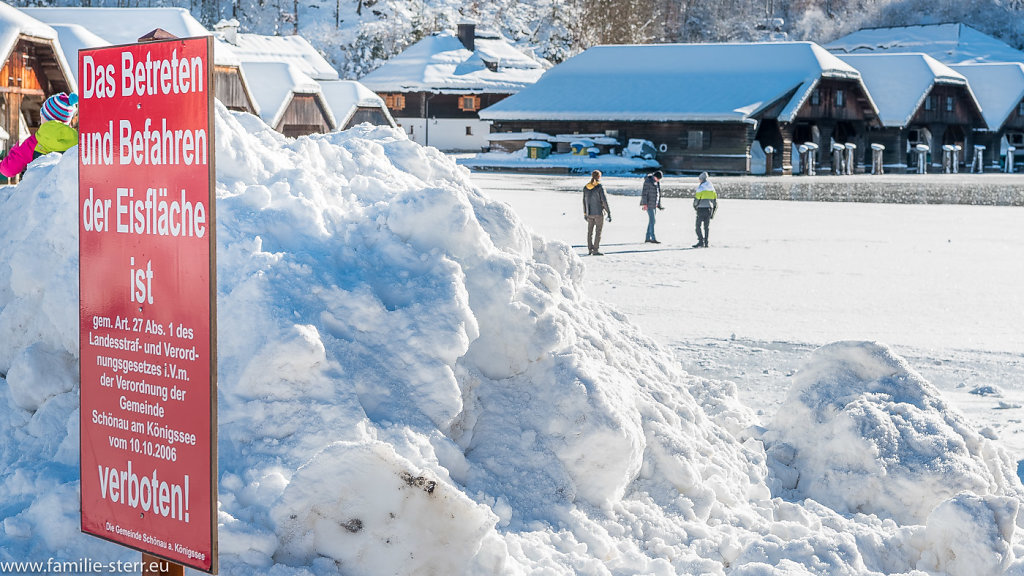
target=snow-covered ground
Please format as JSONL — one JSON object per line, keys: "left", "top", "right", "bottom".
{"left": 470, "top": 171, "right": 1024, "bottom": 459}
{"left": 457, "top": 150, "right": 660, "bottom": 174}
{"left": 2, "top": 112, "right": 1024, "bottom": 575}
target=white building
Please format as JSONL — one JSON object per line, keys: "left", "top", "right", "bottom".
{"left": 359, "top": 23, "right": 548, "bottom": 151}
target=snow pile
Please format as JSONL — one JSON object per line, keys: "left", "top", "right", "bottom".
{"left": 2, "top": 105, "right": 1024, "bottom": 575}
{"left": 765, "top": 341, "right": 1023, "bottom": 576}
{"left": 767, "top": 341, "right": 1024, "bottom": 525}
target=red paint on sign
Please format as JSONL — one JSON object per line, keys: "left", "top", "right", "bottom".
{"left": 78, "top": 36, "right": 217, "bottom": 573}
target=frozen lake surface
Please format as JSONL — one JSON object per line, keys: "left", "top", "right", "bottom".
{"left": 471, "top": 171, "right": 1024, "bottom": 461}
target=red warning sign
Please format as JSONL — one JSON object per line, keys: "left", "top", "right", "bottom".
{"left": 78, "top": 35, "right": 217, "bottom": 573}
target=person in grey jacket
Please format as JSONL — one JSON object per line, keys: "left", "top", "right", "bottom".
{"left": 583, "top": 170, "right": 612, "bottom": 255}
{"left": 640, "top": 170, "right": 664, "bottom": 243}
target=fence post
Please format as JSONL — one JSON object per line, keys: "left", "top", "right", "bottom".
{"left": 971, "top": 144, "right": 986, "bottom": 173}
{"left": 915, "top": 144, "right": 929, "bottom": 174}
{"left": 871, "top": 143, "right": 884, "bottom": 175}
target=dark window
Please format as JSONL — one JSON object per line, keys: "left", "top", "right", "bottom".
{"left": 811, "top": 89, "right": 820, "bottom": 106}
{"left": 282, "top": 124, "right": 325, "bottom": 138}
{"left": 345, "top": 108, "right": 389, "bottom": 128}
{"left": 925, "top": 96, "right": 933, "bottom": 111}
{"left": 465, "top": 126, "right": 473, "bottom": 135}
{"left": 946, "top": 97, "right": 954, "bottom": 112}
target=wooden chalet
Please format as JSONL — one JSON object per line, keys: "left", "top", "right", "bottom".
{"left": 318, "top": 80, "right": 396, "bottom": 131}
{"left": 22, "top": 7, "right": 258, "bottom": 116}
{"left": 951, "top": 63, "right": 1024, "bottom": 170}
{"left": 241, "top": 61, "right": 334, "bottom": 137}
{"left": 838, "top": 54, "right": 983, "bottom": 172}
{"left": 480, "top": 42, "right": 879, "bottom": 175}
{"left": 218, "top": 25, "right": 391, "bottom": 137}
{"left": 0, "top": 4, "right": 73, "bottom": 160}
{"left": 359, "top": 23, "right": 547, "bottom": 151}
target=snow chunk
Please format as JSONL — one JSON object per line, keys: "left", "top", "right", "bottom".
{"left": 971, "top": 384, "right": 1005, "bottom": 397}
{"left": 271, "top": 441, "right": 498, "bottom": 572}
{"left": 918, "top": 492, "right": 1018, "bottom": 576}
{"left": 767, "top": 341, "right": 1024, "bottom": 524}
{"left": 6, "top": 343, "right": 76, "bottom": 412}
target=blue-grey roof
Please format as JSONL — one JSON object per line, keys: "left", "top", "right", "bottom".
{"left": 479, "top": 42, "right": 873, "bottom": 124}
{"left": 825, "top": 23, "right": 1024, "bottom": 65}
{"left": 839, "top": 53, "right": 976, "bottom": 127}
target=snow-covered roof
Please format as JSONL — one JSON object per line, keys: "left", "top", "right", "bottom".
{"left": 358, "top": 32, "right": 547, "bottom": 94}
{"left": 227, "top": 32, "right": 338, "bottom": 81}
{"left": 318, "top": 79, "right": 395, "bottom": 129}
{"left": 951, "top": 62, "right": 1024, "bottom": 131}
{"left": 22, "top": 7, "right": 207, "bottom": 44}
{"left": 838, "top": 53, "right": 975, "bottom": 127}
{"left": 241, "top": 61, "right": 333, "bottom": 130}
{"left": 0, "top": 2, "right": 59, "bottom": 47}
{"left": 0, "top": 4, "right": 72, "bottom": 90}
{"left": 36, "top": 23, "right": 109, "bottom": 85}
{"left": 480, "top": 42, "right": 871, "bottom": 123}
{"left": 825, "top": 23, "right": 1024, "bottom": 65}
{"left": 21, "top": 7, "right": 241, "bottom": 67}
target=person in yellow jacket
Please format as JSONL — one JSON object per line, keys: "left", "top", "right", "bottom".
{"left": 0, "top": 92, "right": 78, "bottom": 178}
{"left": 692, "top": 171, "right": 718, "bottom": 248}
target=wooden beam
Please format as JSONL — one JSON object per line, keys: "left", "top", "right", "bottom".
{"left": 0, "top": 86, "right": 44, "bottom": 96}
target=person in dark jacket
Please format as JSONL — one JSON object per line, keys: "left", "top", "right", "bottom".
{"left": 692, "top": 171, "right": 718, "bottom": 247}
{"left": 640, "top": 170, "right": 664, "bottom": 243}
{"left": 583, "top": 170, "right": 611, "bottom": 255}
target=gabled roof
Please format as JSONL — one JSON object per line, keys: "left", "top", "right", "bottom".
{"left": 480, "top": 42, "right": 872, "bottom": 124}
{"left": 358, "top": 32, "right": 547, "bottom": 94}
{"left": 33, "top": 23, "right": 108, "bottom": 85}
{"left": 228, "top": 32, "right": 338, "bottom": 81}
{"left": 21, "top": 7, "right": 241, "bottom": 67}
{"left": 241, "top": 61, "right": 333, "bottom": 130}
{"left": 0, "top": 2, "right": 58, "bottom": 47}
{"left": 839, "top": 53, "right": 976, "bottom": 127}
{"left": 318, "top": 80, "right": 396, "bottom": 129}
{"left": 0, "top": 3, "right": 73, "bottom": 90}
{"left": 951, "top": 62, "right": 1024, "bottom": 131}
{"left": 825, "top": 23, "right": 1024, "bottom": 65}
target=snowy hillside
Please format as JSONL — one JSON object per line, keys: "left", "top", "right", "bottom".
{"left": 7, "top": 0, "right": 1024, "bottom": 78}
{"left": 1, "top": 103, "right": 1023, "bottom": 574}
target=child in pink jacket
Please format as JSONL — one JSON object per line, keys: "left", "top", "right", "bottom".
{"left": 0, "top": 92, "right": 78, "bottom": 178}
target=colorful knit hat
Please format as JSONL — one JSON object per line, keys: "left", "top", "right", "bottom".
{"left": 41, "top": 92, "right": 78, "bottom": 124}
